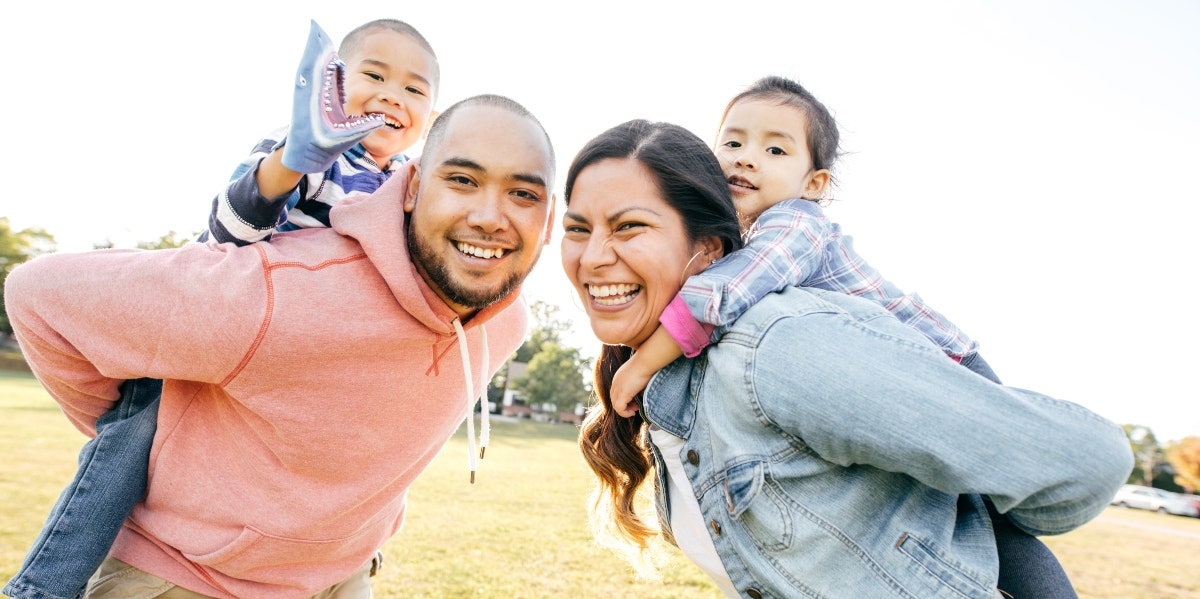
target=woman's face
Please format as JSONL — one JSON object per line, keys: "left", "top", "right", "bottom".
{"left": 561, "top": 158, "right": 704, "bottom": 349}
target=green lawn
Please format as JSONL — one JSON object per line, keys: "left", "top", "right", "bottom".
{"left": 2, "top": 372, "right": 1197, "bottom": 598}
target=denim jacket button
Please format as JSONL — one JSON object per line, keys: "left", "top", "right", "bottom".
{"left": 686, "top": 449, "right": 700, "bottom": 465}
{"left": 709, "top": 519, "right": 721, "bottom": 535}
{"left": 745, "top": 588, "right": 763, "bottom": 599}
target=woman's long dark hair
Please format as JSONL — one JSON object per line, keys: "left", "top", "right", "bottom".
{"left": 565, "top": 120, "right": 742, "bottom": 564}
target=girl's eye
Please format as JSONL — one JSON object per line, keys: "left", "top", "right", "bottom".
{"left": 366, "top": 72, "right": 384, "bottom": 82}
{"left": 406, "top": 86, "right": 427, "bottom": 97}
{"left": 767, "top": 147, "right": 787, "bottom": 156}
{"left": 722, "top": 140, "right": 741, "bottom": 149}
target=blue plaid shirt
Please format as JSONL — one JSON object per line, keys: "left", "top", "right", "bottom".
{"left": 676, "top": 198, "right": 978, "bottom": 357}
{"left": 205, "top": 126, "right": 408, "bottom": 246}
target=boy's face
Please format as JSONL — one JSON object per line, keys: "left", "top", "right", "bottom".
{"left": 714, "top": 99, "right": 827, "bottom": 226}
{"left": 342, "top": 30, "right": 438, "bottom": 168}
{"left": 403, "top": 105, "right": 556, "bottom": 316}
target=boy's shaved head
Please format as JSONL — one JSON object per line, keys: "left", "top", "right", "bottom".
{"left": 340, "top": 19, "right": 440, "bottom": 94}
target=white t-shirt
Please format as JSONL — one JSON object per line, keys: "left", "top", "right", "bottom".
{"left": 648, "top": 426, "right": 739, "bottom": 598}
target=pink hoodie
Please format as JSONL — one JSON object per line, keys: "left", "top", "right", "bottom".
{"left": 5, "top": 172, "right": 529, "bottom": 598}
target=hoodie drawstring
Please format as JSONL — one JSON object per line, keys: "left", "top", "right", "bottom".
{"left": 452, "top": 319, "right": 490, "bottom": 483}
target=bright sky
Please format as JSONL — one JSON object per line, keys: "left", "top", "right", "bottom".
{"left": 3, "top": 1, "right": 1197, "bottom": 442}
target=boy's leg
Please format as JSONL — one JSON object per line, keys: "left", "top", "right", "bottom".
{"left": 3, "top": 378, "right": 162, "bottom": 599}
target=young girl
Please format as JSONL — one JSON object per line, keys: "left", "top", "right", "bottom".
{"left": 608, "top": 76, "right": 1077, "bottom": 597}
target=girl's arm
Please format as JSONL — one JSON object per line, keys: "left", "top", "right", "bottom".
{"left": 664, "top": 201, "right": 829, "bottom": 356}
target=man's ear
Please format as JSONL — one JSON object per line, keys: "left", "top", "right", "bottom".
{"left": 543, "top": 196, "right": 558, "bottom": 245}
{"left": 403, "top": 161, "right": 421, "bottom": 212}
{"left": 805, "top": 169, "right": 831, "bottom": 199}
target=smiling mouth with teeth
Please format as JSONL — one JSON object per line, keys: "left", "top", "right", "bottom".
{"left": 588, "top": 283, "right": 641, "bottom": 306}
{"left": 727, "top": 176, "right": 756, "bottom": 190}
{"left": 456, "top": 241, "right": 506, "bottom": 259}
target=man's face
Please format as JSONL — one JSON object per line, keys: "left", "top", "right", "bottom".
{"left": 404, "top": 105, "right": 556, "bottom": 315}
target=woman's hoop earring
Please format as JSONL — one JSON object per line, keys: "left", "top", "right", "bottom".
{"left": 679, "top": 250, "right": 706, "bottom": 286}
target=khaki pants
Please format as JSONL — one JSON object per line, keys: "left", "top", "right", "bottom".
{"left": 84, "top": 554, "right": 381, "bottom": 598}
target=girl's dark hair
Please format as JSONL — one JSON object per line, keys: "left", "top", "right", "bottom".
{"left": 565, "top": 119, "right": 742, "bottom": 561}
{"left": 721, "top": 75, "right": 843, "bottom": 178}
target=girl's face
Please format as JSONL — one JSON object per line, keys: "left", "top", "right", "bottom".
{"left": 561, "top": 158, "right": 707, "bottom": 349}
{"left": 714, "top": 99, "right": 828, "bottom": 225}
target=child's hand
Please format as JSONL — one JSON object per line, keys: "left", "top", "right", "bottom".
{"left": 611, "top": 359, "right": 653, "bottom": 418}
{"left": 279, "top": 20, "right": 385, "bottom": 174}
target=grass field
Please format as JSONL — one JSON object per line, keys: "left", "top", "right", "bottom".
{"left": 2, "top": 371, "right": 1197, "bottom": 598}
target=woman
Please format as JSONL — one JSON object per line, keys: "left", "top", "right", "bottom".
{"left": 560, "top": 119, "right": 1131, "bottom": 599}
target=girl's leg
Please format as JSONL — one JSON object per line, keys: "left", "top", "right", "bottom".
{"left": 988, "top": 500, "right": 1078, "bottom": 599}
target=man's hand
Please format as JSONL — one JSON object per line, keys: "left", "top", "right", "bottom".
{"left": 278, "top": 20, "right": 385, "bottom": 174}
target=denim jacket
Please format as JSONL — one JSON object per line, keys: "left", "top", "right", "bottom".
{"left": 642, "top": 287, "right": 1132, "bottom": 599}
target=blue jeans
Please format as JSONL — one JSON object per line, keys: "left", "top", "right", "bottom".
{"left": 961, "top": 352, "right": 1078, "bottom": 599}
{"left": 4, "top": 378, "right": 161, "bottom": 599}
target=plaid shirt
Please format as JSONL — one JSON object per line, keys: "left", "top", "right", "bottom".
{"left": 205, "top": 126, "right": 408, "bottom": 246}
{"left": 674, "top": 198, "right": 978, "bottom": 357}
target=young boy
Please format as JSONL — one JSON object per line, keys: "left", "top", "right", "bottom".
{"left": 3, "top": 19, "right": 439, "bottom": 599}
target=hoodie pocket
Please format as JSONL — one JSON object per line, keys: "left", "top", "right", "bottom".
{"left": 724, "top": 460, "right": 792, "bottom": 551}
{"left": 183, "top": 516, "right": 393, "bottom": 581}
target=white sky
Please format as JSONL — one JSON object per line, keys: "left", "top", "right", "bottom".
{"left": 3, "top": 1, "right": 1197, "bottom": 442}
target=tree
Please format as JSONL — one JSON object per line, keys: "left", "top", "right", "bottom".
{"left": 490, "top": 300, "right": 580, "bottom": 407}
{"left": 1122, "top": 424, "right": 1163, "bottom": 487}
{"left": 1166, "top": 437, "right": 1200, "bottom": 493}
{"left": 137, "top": 230, "right": 196, "bottom": 250}
{"left": 513, "top": 341, "right": 593, "bottom": 413}
{"left": 1, "top": 217, "right": 55, "bottom": 336}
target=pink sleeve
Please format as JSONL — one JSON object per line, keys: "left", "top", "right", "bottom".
{"left": 660, "top": 294, "right": 715, "bottom": 358}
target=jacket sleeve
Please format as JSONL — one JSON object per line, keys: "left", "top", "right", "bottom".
{"left": 737, "top": 290, "right": 1132, "bottom": 536}
{"left": 206, "top": 129, "right": 301, "bottom": 246}
{"left": 4, "top": 244, "right": 270, "bottom": 436}
{"left": 678, "top": 204, "right": 829, "bottom": 332}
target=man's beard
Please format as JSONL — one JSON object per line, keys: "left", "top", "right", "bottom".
{"left": 407, "top": 223, "right": 523, "bottom": 310}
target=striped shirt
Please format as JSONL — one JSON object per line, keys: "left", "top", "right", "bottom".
{"left": 671, "top": 198, "right": 977, "bottom": 358}
{"left": 205, "top": 126, "right": 408, "bottom": 246}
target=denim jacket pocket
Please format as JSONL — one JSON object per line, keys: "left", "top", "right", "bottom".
{"left": 724, "top": 460, "right": 792, "bottom": 551}
{"left": 895, "top": 532, "right": 993, "bottom": 599}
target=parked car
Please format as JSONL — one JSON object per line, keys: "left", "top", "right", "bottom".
{"left": 1110, "top": 484, "right": 1200, "bottom": 517}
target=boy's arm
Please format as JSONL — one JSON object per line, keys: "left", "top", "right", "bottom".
{"left": 610, "top": 326, "right": 683, "bottom": 417}
{"left": 206, "top": 134, "right": 301, "bottom": 246}
{"left": 673, "top": 202, "right": 830, "bottom": 352}
{"left": 206, "top": 20, "right": 382, "bottom": 246}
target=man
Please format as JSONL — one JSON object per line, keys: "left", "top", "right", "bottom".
{"left": 4, "top": 94, "right": 557, "bottom": 598}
